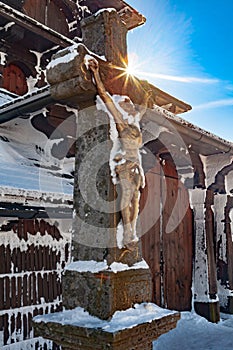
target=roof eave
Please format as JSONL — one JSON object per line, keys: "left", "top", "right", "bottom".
{"left": 119, "top": 1, "right": 146, "bottom": 30}
{"left": 147, "top": 105, "right": 233, "bottom": 156}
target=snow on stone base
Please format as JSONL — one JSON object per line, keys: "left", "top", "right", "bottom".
{"left": 34, "top": 302, "right": 177, "bottom": 333}
{"left": 64, "top": 259, "right": 149, "bottom": 273}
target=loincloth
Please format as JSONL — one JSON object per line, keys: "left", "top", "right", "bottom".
{"left": 115, "top": 160, "right": 143, "bottom": 188}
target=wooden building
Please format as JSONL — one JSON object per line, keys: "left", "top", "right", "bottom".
{"left": 140, "top": 110, "right": 233, "bottom": 322}
{"left": 0, "top": 0, "right": 233, "bottom": 348}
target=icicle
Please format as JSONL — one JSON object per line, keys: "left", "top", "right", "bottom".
{"left": 29, "top": 50, "right": 43, "bottom": 90}
{"left": 75, "top": 0, "right": 91, "bottom": 19}
{"left": 0, "top": 52, "right": 7, "bottom": 65}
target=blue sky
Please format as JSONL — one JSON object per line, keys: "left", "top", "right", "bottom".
{"left": 127, "top": 0, "right": 233, "bottom": 141}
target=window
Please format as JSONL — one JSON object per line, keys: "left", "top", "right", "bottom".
{"left": 2, "top": 64, "right": 28, "bottom": 96}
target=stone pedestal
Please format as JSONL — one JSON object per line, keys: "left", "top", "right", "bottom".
{"left": 62, "top": 266, "right": 152, "bottom": 320}
{"left": 34, "top": 305, "right": 180, "bottom": 350}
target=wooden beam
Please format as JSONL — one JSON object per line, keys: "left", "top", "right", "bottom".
{"left": 45, "top": 43, "right": 192, "bottom": 115}
{"left": 0, "top": 1, "right": 75, "bottom": 48}
{"left": 118, "top": 6, "right": 146, "bottom": 30}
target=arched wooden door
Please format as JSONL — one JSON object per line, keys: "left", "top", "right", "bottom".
{"left": 140, "top": 158, "right": 193, "bottom": 311}
{"left": 2, "top": 64, "right": 28, "bottom": 96}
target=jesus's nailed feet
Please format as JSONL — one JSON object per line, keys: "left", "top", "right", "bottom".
{"left": 124, "top": 239, "right": 138, "bottom": 252}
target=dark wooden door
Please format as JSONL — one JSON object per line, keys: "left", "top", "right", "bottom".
{"left": 2, "top": 64, "right": 28, "bottom": 95}
{"left": 140, "top": 163, "right": 161, "bottom": 306}
{"left": 141, "top": 159, "right": 193, "bottom": 311}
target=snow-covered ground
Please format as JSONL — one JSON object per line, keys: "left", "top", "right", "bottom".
{"left": 153, "top": 312, "right": 233, "bottom": 350}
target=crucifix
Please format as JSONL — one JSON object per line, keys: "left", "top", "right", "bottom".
{"left": 34, "top": 9, "right": 180, "bottom": 350}
{"left": 88, "top": 58, "right": 152, "bottom": 250}
{"left": 44, "top": 9, "right": 153, "bottom": 320}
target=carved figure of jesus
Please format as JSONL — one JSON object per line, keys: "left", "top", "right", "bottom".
{"left": 88, "top": 58, "right": 151, "bottom": 250}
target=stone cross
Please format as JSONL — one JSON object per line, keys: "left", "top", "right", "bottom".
{"left": 46, "top": 18, "right": 152, "bottom": 320}
{"left": 34, "top": 10, "right": 180, "bottom": 350}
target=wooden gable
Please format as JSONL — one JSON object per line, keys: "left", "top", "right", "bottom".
{"left": 23, "top": 0, "right": 69, "bottom": 36}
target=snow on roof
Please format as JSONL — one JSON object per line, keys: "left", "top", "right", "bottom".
{"left": 0, "top": 88, "right": 18, "bottom": 106}
{"left": 146, "top": 104, "right": 233, "bottom": 156}
{"left": 94, "top": 8, "right": 117, "bottom": 16}
{"left": 0, "top": 113, "right": 74, "bottom": 197}
{"left": 0, "top": 86, "right": 75, "bottom": 199}
{"left": 0, "top": 85, "right": 50, "bottom": 111}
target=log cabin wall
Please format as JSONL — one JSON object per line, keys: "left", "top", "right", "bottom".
{"left": 0, "top": 2, "right": 76, "bottom": 346}
{"left": 0, "top": 216, "right": 71, "bottom": 349}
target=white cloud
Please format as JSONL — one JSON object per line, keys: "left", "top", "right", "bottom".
{"left": 225, "top": 84, "right": 233, "bottom": 91}
{"left": 194, "top": 98, "right": 233, "bottom": 110}
{"left": 133, "top": 71, "right": 219, "bottom": 84}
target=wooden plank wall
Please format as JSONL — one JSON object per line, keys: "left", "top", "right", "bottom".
{"left": 141, "top": 159, "right": 193, "bottom": 311}
{"left": 0, "top": 218, "right": 71, "bottom": 349}
{"left": 23, "top": 0, "right": 69, "bottom": 36}
{"left": 162, "top": 161, "right": 193, "bottom": 311}
{"left": 140, "top": 164, "right": 161, "bottom": 306}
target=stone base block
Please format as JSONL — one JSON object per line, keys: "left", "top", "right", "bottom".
{"left": 34, "top": 307, "right": 180, "bottom": 350}
{"left": 194, "top": 301, "right": 220, "bottom": 323}
{"left": 62, "top": 268, "right": 152, "bottom": 320}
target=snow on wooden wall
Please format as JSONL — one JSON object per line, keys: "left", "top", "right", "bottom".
{"left": 0, "top": 217, "right": 71, "bottom": 348}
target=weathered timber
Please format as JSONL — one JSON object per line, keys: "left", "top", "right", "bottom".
{"left": 140, "top": 165, "right": 162, "bottom": 305}
{"left": 0, "top": 218, "right": 69, "bottom": 346}
{"left": 194, "top": 302, "right": 220, "bottom": 323}
{"left": 163, "top": 159, "right": 193, "bottom": 310}
{"left": 140, "top": 157, "right": 193, "bottom": 311}
{"left": 205, "top": 190, "right": 218, "bottom": 298}
{"left": 192, "top": 188, "right": 220, "bottom": 323}
{"left": 0, "top": 1, "right": 74, "bottom": 47}
{"left": 23, "top": 0, "right": 70, "bottom": 37}
{"left": 218, "top": 196, "right": 233, "bottom": 313}
{"left": 46, "top": 44, "right": 97, "bottom": 104}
